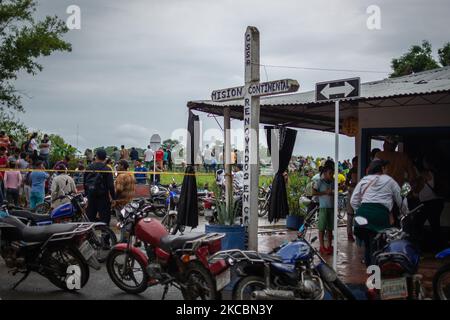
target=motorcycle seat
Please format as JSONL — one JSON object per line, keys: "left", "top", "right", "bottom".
{"left": 9, "top": 209, "right": 51, "bottom": 224}
{"left": 259, "top": 253, "right": 283, "bottom": 262}
{"left": 160, "top": 232, "right": 205, "bottom": 252}
{"left": 1, "top": 216, "right": 78, "bottom": 242}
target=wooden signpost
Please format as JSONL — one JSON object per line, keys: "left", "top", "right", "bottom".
{"left": 211, "top": 26, "right": 299, "bottom": 250}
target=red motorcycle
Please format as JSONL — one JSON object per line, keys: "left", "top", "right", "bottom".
{"left": 106, "top": 199, "right": 229, "bottom": 299}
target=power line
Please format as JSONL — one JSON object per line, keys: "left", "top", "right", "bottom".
{"left": 255, "top": 63, "right": 389, "bottom": 74}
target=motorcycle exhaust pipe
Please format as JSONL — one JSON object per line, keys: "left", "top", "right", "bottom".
{"left": 251, "top": 289, "right": 296, "bottom": 300}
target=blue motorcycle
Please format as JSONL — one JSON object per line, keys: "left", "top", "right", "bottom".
{"left": 433, "top": 248, "right": 450, "bottom": 299}
{"left": 209, "top": 208, "right": 355, "bottom": 300}
{"left": 7, "top": 193, "right": 117, "bottom": 263}
{"left": 364, "top": 183, "right": 425, "bottom": 300}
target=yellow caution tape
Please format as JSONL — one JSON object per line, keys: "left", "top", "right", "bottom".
{"left": 0, "top": 168, "right": 215, "bottom": 177}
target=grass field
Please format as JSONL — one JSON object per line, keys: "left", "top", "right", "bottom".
{"left": 159, "top": 172, "right": 273, "bottom": 188}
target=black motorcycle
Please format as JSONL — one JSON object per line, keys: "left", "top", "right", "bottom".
{"left": 7, "top": 193, "right": 117, "bottom": 263}
{"left": 0, "top": 204, "right": 101, "bottom": 291}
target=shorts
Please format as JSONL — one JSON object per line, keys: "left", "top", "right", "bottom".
{"left": 318, "top": 208, "right": 334, "bottom": 231}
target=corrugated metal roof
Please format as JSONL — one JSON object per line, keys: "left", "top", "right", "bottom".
{"left": 188, "top": 66, "right": 450, "bottom": 108}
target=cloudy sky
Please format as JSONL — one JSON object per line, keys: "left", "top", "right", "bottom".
{"left": 14, "top": 0, "right": 450, "bottom": 159}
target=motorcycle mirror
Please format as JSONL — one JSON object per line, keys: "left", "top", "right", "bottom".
{"left": 401, "top": 182, "right": 412, "bottom": 197}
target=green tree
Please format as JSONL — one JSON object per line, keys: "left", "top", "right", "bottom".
{"left": 390, "top": 40, "right": 440, "bottom": 78}
{"left": 162, "top": 139, "right": 179, "bottom": 147}
{"left": 49, "top": 134, "right": 77, "bottom": 168}
{"left": 0, "top": 110, "right": 28, "bottom": 142}
{"left": 438, "top": 42, "right": 450, "bottom": 67}
{"left": 0, "top": 0, "right": 72, "bottom": 111}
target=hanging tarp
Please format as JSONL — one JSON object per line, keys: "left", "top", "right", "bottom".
{"left": 265, "top": 126, "right": 297, "bottom": 223}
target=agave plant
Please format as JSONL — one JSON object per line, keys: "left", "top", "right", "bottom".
{"left": 214, "top": 194, "right": 240, "bottom": 226}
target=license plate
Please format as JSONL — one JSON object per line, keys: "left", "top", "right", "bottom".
{"left": 204, "top": 209, "right": 214, "bottom": 217}
{"left": 215, "top": 268, "right": 231, "bottom": 291}
{"left": 79, "top": 240, "right": 95, "bottom": 260}
{"left": 380, "top": 277, "right": 408, "bottom": 300}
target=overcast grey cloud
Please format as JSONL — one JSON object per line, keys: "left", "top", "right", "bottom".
{"left": 13, "top": 0, "right": 450, "bottom": 159}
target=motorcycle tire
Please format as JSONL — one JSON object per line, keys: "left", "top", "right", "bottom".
{"left": 106, "top": 249, "right": 149, "bottom": 294}
{"left": 433, "top": 263, "right": 450, "bottom": 300}
{"left": 233, "top": 276, "right": 266, "bottom": 300}
{"left": 89, "top": 225, "right": 118, "bottom": 263}
{"left": 181, "top": 262, "right": 217, "bottom": 300}
{"left": 153, "top": 207, "right": 167, "bottom": 218}
{"left": 35, "top": 201, "right": 51, "bottom": 215}
{"left": 325, "top": 277, "right": 356, "bottom": 300}
{"left": 42, "top": 245, "right": 90, "bottom": 291}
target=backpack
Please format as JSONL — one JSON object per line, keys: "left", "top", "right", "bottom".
{"left": 24, "top": 172, "right": 32, "bottom": 186}
{"left": 85, "top": 167, "right": 108, "bottom": 197}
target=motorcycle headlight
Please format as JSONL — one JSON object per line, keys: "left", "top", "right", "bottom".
{"left": 120, "top": 208, "right": 131, "bottom": 220}
{"left": 151, "top": 186, "right": 159, "bottom": 195}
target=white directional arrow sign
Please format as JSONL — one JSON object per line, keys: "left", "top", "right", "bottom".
{"left": 315, "top": 77, "right": 360, "bottom": 102}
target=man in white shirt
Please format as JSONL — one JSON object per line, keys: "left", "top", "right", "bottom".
{"left": 233, "top": 164, "right": 244, "bottom": 191}
{"left": 51, "top": 164, "right": 77, "bottom": 208}
{"left": 350, "top": 159, "right": 405, "bottom": 266}
{"left": 29, "top": 133, "right": 39, "bottom": 152}
{"left": 39, "top": 134, "right": 51, "bottom": 168}
{"left": 203, "top": 144, "right": 212, "bottom": 172}
{"left": 144, "top": 145, "right": 154, "bottom": 170}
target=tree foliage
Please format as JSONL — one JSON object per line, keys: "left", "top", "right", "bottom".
{"left": 0, "top": 0, "right": 72, "bottom": 111}
{"left": 162, "top": 139, "right": 179, "bottom": 147}
{"left": 49, "top": 133, "right": 77, "bottom": 166}
{"left": 0, "top": 110, "right": 27, "bottom": 141}
{"left": 390, "top": 40, "right": 440, "bottom": 78}
{"left": 438, "top": 42, "right": 450, "bottom": 67}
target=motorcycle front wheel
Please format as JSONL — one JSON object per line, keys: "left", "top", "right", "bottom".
{"left": 153, "top": 207, "right": 167, "bottom": 218}
{"left": 106, "top": 249, "right": 149, "bottom": 294}
{"left": 233, "top": 276, "right": 266, "bottom": 300}
{"left": 89, "top": 225, "right": 118, "bottom": 263}
{"left": 433, "top": 263, "right": 450, "bottom": 300}
{"left": 41, "top": 245, "right": 90, "bottom": 291}
{"left": 324, "top": 277, "right": 355, "bottom": 300}
{"left": 181, "top": 262, "right": 217, "bottom": 300}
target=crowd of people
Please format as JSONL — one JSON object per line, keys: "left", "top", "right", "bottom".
{"left": 1, "top": 130, "right": 448, "bottom": 261}
{"left": 0, "top": 130, "right": 174, "bottom": 217}
{"left": 305, "top": 136, "right": 448, "bottom": 265}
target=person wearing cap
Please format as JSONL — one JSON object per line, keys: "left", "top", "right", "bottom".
{"left": 351, "top": 159, "right": 404, "bottom": 266}
{"left": 50, "top": 164, "right": 77, "bottom": 209}
{"left": 375, "top": 136, "right": 416, "bottom": 187}
{"left": 84, "top": 149, "right": 116, "bottom": 225}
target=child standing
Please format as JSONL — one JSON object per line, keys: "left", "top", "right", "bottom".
{"left": 313, "top": 166, "right": 335, "bottom": 255}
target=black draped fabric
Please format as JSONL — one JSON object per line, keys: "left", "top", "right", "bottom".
{"left": 265, "top": 126, "right": 297, "bottom": 223}
{"left": 177, "top": 111, "right": 199, "bottom": 228}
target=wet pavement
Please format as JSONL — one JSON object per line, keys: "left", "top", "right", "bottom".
{"left": 0, "top": 214, "right": 447, "bottom": 300}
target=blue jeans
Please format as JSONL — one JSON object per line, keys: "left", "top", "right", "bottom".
{"left": 30, "top": 191, "right": 45, "bottom": 210}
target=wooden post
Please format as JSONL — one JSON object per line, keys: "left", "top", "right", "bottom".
{"left": 243, "top": 26, "right": 260, "bottom": 251}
